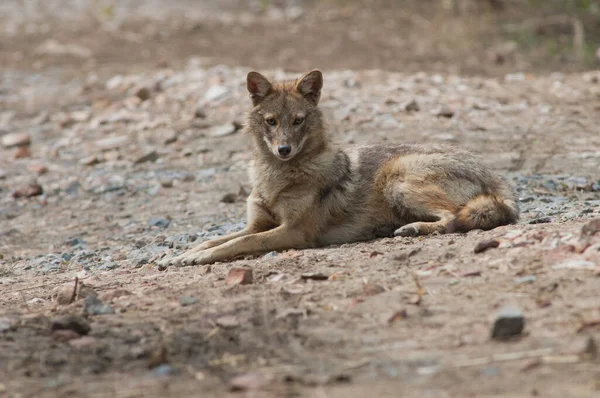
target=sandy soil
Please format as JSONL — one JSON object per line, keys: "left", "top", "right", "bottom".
{"left": 1, "top": 1, "right": 599, "bottom": 397}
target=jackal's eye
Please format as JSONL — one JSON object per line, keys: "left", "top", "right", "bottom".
{"left": 293, "top": 117, "right": 305, "bottom": 125}
{"left": 265, "top": 118, "right": 277, "bottom": 126}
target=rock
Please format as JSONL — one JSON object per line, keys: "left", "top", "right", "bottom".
{"left": 14, "top": 146, "right": 31, "bottom": 159}
{"left": 135, "top": 87, "right": 151, "bottom": 101}
{"left": 54, "top": 281, "right": 98, "bottom": 305}
{"left": 220, "top": 193, "right": 237, "bottom": 203}
{"left": 229, "top": 372, "right": 271, "bottom": 391}
{"left": 262, "top": 251, "right": 278, "bottom": 259}
{"left": 582, "top": 219, "right": 600, "bottom": 237}
{"left": 491, "top": 305, "right": 525, "bottom": 340}
{"left": 53, "top": 330, "right": 81, "bottom": 342}
{"left": 226, "top": 268, "right": 253, "bottom": 285}
{"left": 28, "top": 164, "right": 48, "bottom": 175}
{"left": 529, "top": 217, "right": 551, "bottom": 224}
{"left": 152, "top": 364, "right": 180, "bottom": 377}
{"left": 552, "top": 260, "right": 597, "bottom": 270}
{"left": 148, "top": 218, "right": 170, "bottom": 228}
{"left": 300, "top": 273, "right": 329, "bottom": 281}
{"left": 403, "top": 99, "right": 420, "bottom": 112}
{"left": 209, "top": 123, "right": 238, "bottom": 137}
{"left": 51, "top": 315, "right": 91, "bottom": 335}
{"left": 2, "top": 132, "right": 31, "bottom": 148}
{"left": 134, "top": 150, "right": 159, "bottom": 164}
{"left": 204, "top": 85, "right": 229, "bottom": 102}
{"left": 216, "top": 315, "right": 240, "bottom": 328}
{"left": 0, "top": 169, "right": 6, "bottom": 179}
{"left": 79, "top": 155, "right": 99, "bottom": 166}
{"left": 69, "top": 336, "right": 98, "bottom": 349}
{"left": 514, "top": 275, "right": 536, "bottom": 285}
{"left": 362, "top": 283, "right": 385, "bottom": 296}
{"left": 84, "top": 296, "right": 115, "bottom": 315}
{"left": 432, "top": 106, "right": 455, "bottom": 118}
{"left": 35, "top": 39, "right": 92, "bottom": 58}
{"left": 12, "top": 183, "right": 43, "bottom": 198}
{"left": 474, "top": 239, "right": 500, "bottom": 254}
{"left": 95, "top": 136, "right": 129, "bottom": 151}
{"left": 194, "top": 104, "right": 207, "bottom": 119}
{"left": 0, "top": 317, "right": 16, "bottom": 332}
{"left": 180, "top": 296, "right": 200, "bottom": 306}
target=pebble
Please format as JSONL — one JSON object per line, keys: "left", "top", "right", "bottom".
{"left": 84, "top": 296, "right": 115, "bottom": 315}
{"left": 134, "top": 150, "right": 159, "bottom": 164}
{"left": 474, "top": 239, "right": 500, "bottom": 254}
{"left": 220, "top": 193, "right": 237, "bottom": 203}
{"left": 403, "top": 99, "right": 420, "bottom": 112}
{"left": 79, "top": 155, "right": 99, "bottom": 166}
{"left": 204, "top": 85, "right": 229, "bottom": 102}
{"left": 152, "top": 364, "right": 180, "bottom": 377}
{"left": 69, "top": 336, "right": 98, "bottom": 349}
{"left": 216, "top": 315, "right": 240, "bottom": 328}
{"left": 51, "top": 315, "right": 91, "bottom": 335}
{"left": 135, "top": 86, "right": 151, "bottom": 101}
{"left": 148, "top": 218, "right": 170, "bottom": 228}
{"left": 180, "top": 296, "right": 200, "bottom": 306}
{"left": 95, "top": 135, "right": 129, "bottom": 151}
{"left": 209, "top": 123, "right": 238, "bottom": 137}
{"left": 28, "top": 164, "right": 48, "bottom": 175}
{"left": 0, "top": 317, "right": 16, "bottom": 332}
{"left": 491, "top": 305, "right": 525, "bottom": 340}
{"left": 552, "top": 259, "right": 597, "bottom": 270}
{"left": 14, "top": 146, "right": 31, "bottom": 158}
{"left": 1, "top": 132, "right": 31, "bottom": 148}
{"left": 12, "top": 183, "right": 43, "bottom": 198}
{"left": 514, "top": 275, "right": 537, "bottom": 285}
{"left": 226, "top": 267, "right": 253, "bottom": 285}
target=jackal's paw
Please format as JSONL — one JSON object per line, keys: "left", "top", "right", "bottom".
{"left": 394, "top": 225, "right": 419, "bottom": 237}
{"left": 172, "top": 250, "right": 215, "bottom": 266}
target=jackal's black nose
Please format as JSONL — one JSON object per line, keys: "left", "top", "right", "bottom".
{"left": 278, "top": 145, "right": 292, "bottom": 157}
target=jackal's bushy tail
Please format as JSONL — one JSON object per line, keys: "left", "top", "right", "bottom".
{"left": 448, "top": 194, "right": 519, "bottom": 232}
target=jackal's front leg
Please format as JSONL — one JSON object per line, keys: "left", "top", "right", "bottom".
{"left": 170, "top": 225, "right": 311, "bottom": 266}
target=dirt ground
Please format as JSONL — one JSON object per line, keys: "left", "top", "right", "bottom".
{"left": 1, "top": 1, "right": 600, "bottom": 397}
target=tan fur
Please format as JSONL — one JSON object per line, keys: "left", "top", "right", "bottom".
{"left": 160, "top": 70, "right": 519, "bottom": 266}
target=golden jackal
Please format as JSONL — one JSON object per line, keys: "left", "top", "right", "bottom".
{"left": 161, "top": 70, "right": 518, "bottom": 266}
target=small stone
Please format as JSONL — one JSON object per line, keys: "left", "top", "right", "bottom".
{"left": 403, "top": 99, "right": 420, "bottom": 112}
{"left": 28, "top": 164, "right": 48, "bottom": 175}
{"left": 0, "top": 317, "right": 16, "bottom": 332}
{"left": 0, "top": 169, "right": 6, "bottom": 179}
{"left": 262, "top": 251, "right": 278, "bottom": 259}
{"left": 491, "top": 305, "right": 525, "bottom": 340}
{"left": 216, "top": 315, "right": 240, "bottom": 329}
{"left": 135, "top": 86, "right": 151, "bottom": 101}
{"left": 134, "top": 150, "right": 159, "bottom": 164}
{"left": 529, "top": 217, "right": 552, "bottom": 224}
{"left": 80, "top": 155, "right": 99, "bottom": 166}
{"left": 1, "top": 132, "right": 31, "bottom": 148}
{"left": 220, "top": 193, "right": 237, "bottom": 203}
{"left": 514, "top": 275, "right": 536, "bottom": 285}
{"left": 552, "top": 259, "right": 596, "bottom": 270}
{"left": 69, "top": 336, "right": 98, "bottom": 349}
{"left": 204, "top": 85, "right": 229, "bottom": 102}
{"left": 148, "top": 218, "right": 170, "bottom": 228}
{"left": 51, "top": 315, "right": 91, "bottom": 335}
{"left": 14, "top": 146, "right": 31, "bottom": 159}
{"left": 152, "top": 364, "right": 180, "bottom": 377}
{"left": 226, "top": 267, "right": 253, "bottom": 285}
{"left": 209, "top": 123, "right": 237, "bottom": 137}
{"left": 432, "top": 106, "right": 455, "bottom": 118}
{"left": 474, "top": 239, "right": 500, "bottom": 254}
{"left": 229, "top": 372, "right": 271, "bottom": 391}
{"left": 95, "top": 135, "right": 129, "bottom": 151}
{"left": 84, "top": 296, "right": 115, "bottom": 315}
{"left": 55, "top": 281, "right": 97, "bottom": 305}
{"left": 582, "top": 219, "right": 600, "bottom": 237}
{"left": 194, "top": 104, "right": 206, "bottom": 119}
{"left": 12, "top": 183, "right": 43, "bottom": 198}
{"left": 362, "top": 283, "right": 385, "bottom": 296}
{"left": 180, "top": 296, "right": 200, "bottom": 306}
{"left": 159, "top": 179, "right": 174, "bottom": 188}
{"left": 53, "top": 330, "right": 81, "bottom": 342}
{"left": 300, "top": 273, "right": 329, "bottom": 281}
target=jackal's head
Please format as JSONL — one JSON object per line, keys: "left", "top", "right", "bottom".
{"left": 245, "top": 70, "right": 325, "bottom": 161}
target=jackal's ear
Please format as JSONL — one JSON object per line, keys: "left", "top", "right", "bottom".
{"left": 247, "top": 72, "right": 273, "bottom": 106}
{"left": 296, "top": 70, "right": 323, "bottom": 106}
